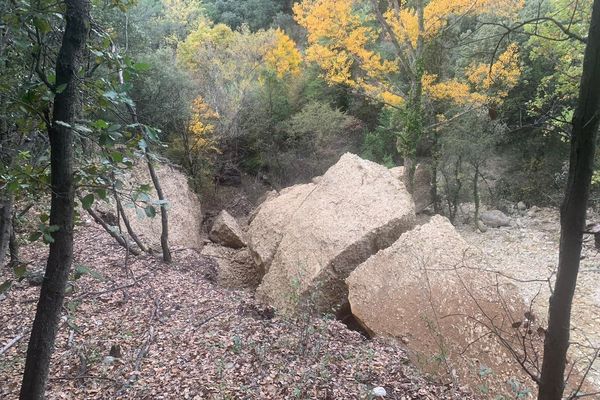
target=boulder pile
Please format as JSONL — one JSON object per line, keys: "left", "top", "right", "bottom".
{"left": 240, "top": 154, "right": 532, "bottom": 396}
{"left": 248, "top": 153, "right": 416, "bottom": 313}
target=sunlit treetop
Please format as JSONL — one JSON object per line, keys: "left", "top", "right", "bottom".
{"left": 178, "top": 21, "right": 301, "bottom": 79}
{"left": 264, "top": 29, "right": 303, "bottom": 78}
{"left": 294, "top": 0, "right": 524, "bottom": 108}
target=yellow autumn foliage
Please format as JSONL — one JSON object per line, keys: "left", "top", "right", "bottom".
{"left": 467, "top": 43, "right": 521, "bottom": 100}
{"left": 295, "top": 0, "right": 523, "bottom": 108}
{"left": 188, "top": 96, "right": 219, "bottom": 153}
{"left": 264, "top": 29, "right": 302, "bottom": 78}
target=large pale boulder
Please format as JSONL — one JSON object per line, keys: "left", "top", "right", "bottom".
{"left": 253, "top": 153, "right": 416, "bottom": 313}
{"left": 124, "top": 163, "right": 202, "bottom": 249}
{"left": 209, "top": 210, "right": 246, "bottom": 249}
{"left": 247, "top": 183, "right": 316, "bottom": 273}
{"left": 347, "top": 216, "right": 530, "bottom": 397}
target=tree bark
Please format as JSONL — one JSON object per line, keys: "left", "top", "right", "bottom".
{"left": 9, "top": 211, "right": 18, "bottom": 267}
{"left": 538, "top": 1, "right": 600, "bottom": 398}
{"left": 145, "top": 156, "right": 172, "bottom": 262}
{"left": 19, "top": 0, "right": 90, "bottom": 398}
{"left": 0, "top": 194, "right": 13, "bottom": 267}
{"left": 114, "top": 189, "right": 149, "bottom": 253}
{"left": 473, "top": 165, "right": 480, "bottom": 228}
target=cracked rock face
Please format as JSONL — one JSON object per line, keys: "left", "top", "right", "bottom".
{"left": 347, "top": 216, "right": 528, "bottom": 397}
{"left": 248, "top": 153, "right": 416, "bottom": 314}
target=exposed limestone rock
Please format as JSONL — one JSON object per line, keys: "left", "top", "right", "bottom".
{"left": 347, "top": 215, "right": 529, "bottom": 397}
{"left": 253, "top": 153, "right": 416, "bottom": 314}
{"left": 389, "top": 166, "right": 405, "bottom": 181}
{"left": 246, "top": 183, "right": 316, "bottom": 274}
{"left": 480, "top": 209, "right": 511, "bottom": 228}
{"left": 201, "top": 243, "right": 261, "bottom": 290}
{"left": 209, "top": 210, "right": 246, "bottom": 249}
{"left": 124, "top": 163, "right": 202, "bottom": 249}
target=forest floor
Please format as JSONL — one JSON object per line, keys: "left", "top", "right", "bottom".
{"left": 0, "top": 223, "right": 471, "bottom": 400}
{"left": 458, "top": 206, "right": 600, "bottom": 389}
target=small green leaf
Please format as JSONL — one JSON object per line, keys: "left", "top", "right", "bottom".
{"left": 144, "top": 206, "right": 156, "bottom": 218}
{"left": 74, "top": 265, "right": 104, "bottom": 281}
{"left": 0, "top": 280, "right": 12, "bottom": 294}
{"left": 28, "top": 232, "right": 42, "bottom": 242}
{"left": 95, "top": 188, "right": 108, "bottom": 201}
{"left": 14, "top": 265, "right": 27, "bottom": 279}
{"left": 43, "top": 233, "right": 55, "bottom": 244}
{"left": 133, "top": 62, "right": 151, "bottom": 72}
{"left": 33, "top": 16, "right": 51, "bottom": 33}
{"left": 110, "top": 151, "right": 124, "bottom": 163}
{"left": 92, "top": 119, "right": 109, "bottom": 129}
{"left": 47, "top": 225, "right": 60, "bottom": 233}
{"left": 81, "top": 194, "right": 94, "bottom": 210}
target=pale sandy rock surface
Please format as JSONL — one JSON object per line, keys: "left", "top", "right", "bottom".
{"left": 347, "top": 216, "right": 530, "bottom": 398}
{"left": 209, "top": 210, "right": 246, "bottom": 249}
{"left": 254, "top": 153, "right": 416, "bottom": 314}
{"left": 122, "top": 162, "right": 202, "bottom": 249}
{"left": 246, "top": 183, "right": 316, "bottom": 273}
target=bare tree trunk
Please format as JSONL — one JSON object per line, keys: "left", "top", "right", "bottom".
{"left": 0, "top": 194, "right": 13, "bottom": 267}
{"left": 83, "top": 205, "right": 141, "bottom": 256}
{"left": 114, "top": 190, "right": 149, "bottom": 253}
{"left": 145, "top": 157, "right": 172, "bottom": 262}
{"left": 9, "top": 211, "right": 18, "bottom": 267}
{"left": 19, "top": 0, "right": 90, "bottom": 398}
{"left": 538, "top": 1, "right": 600, "bottom": 398}
{"left": 473, "top": 165, "right": 480, "bottom": 228}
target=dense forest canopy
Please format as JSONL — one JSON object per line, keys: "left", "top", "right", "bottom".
{"left": 1, "top": 0, "right": 594, "bottom": 202}
{"left": 1, "top": 0, "right": 600, "bottom": 399}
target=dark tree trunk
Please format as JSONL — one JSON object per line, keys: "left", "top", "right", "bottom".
{"left": 472, "top": 165, "right": 480, "bottom": 228}
{"left": 114, "top": 189, "right": 149, "bottom": 253}
{"left": 9, "top": 212, "right": 18, "bottom": 268}
{"left": 0, "top": 194, "right": 13, "bottom": 267}
{"left": 538, "top": 1, "right": 600, "bottom": 398}
{"left": 19, "top": 0, "right": 90, "bottom": 398}
{"left": 146, "top": 157, "right": 172, "bottom": 263}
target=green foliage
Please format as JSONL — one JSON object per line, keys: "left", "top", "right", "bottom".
{"left": 204, "top": 0, "right": 283, "bottom": 31}
{"left": 285, "top": 101, "right": 359, "bottom": 145}
{"left": 361, "top": 109, "right": 401, "bottom": 167}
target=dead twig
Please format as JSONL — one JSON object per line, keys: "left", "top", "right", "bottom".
{"left": 0, "top": 331, "right": 27, "bottom": 356}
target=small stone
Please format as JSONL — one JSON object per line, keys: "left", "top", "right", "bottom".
{"left": 102, "top": 356, "right": 116, "bottom": 366}
{"left": 517, "top": 201, "right": 527, "bottom": 211}
{"left": 480, "top": 210, "right": 510, "bottom": 228}
{"left": 372, "top": 386, "right": 387, "bottom": 397}
{"left": 109, "top": 344, "right": 122, "bottom": 358}
{"left": 477, "top": 220, "right": 488, "bottom": 233}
